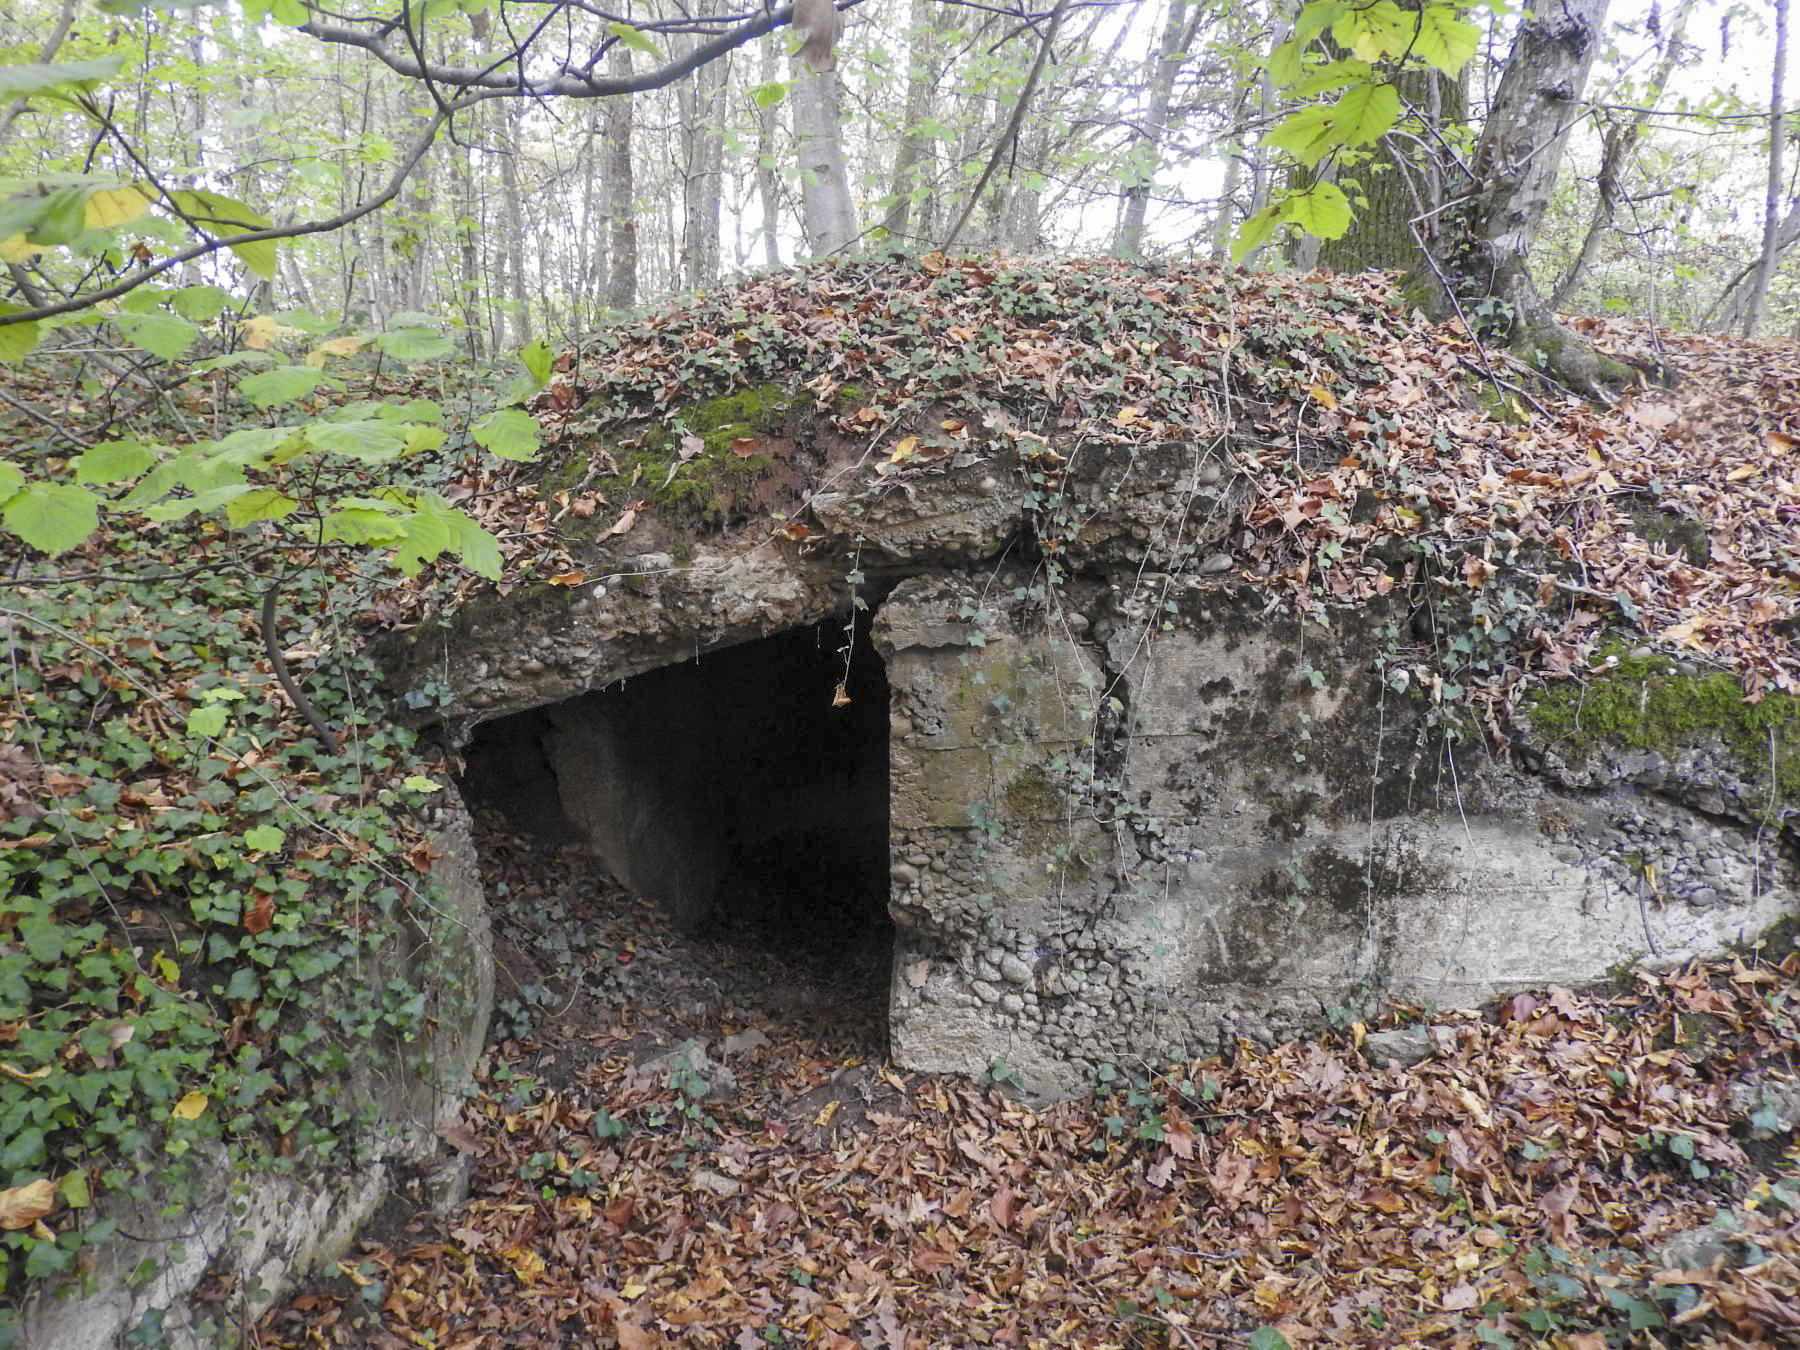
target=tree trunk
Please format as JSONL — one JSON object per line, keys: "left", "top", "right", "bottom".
{"left": 1116, "top": 0, "right": 1190, "bottom": 258}
{"left": 453, "top": 106, "right": 484, "bottom": 356}
{"left": 792, "top": 67, "right": 859, "bottom": 256}
{"left": 1549, "top": 0, "right": 1694, "bottom": 311}
{"left": 1002, "top": 125, "right": 1049, "bottom": 252}
{"left": 756, "top": 34, "right": 783, "bottom": 267}
{"left": 1709, "top": 203, "right": 1800, "bottom": 331}
{"left": 1744, "top": 0, "right": 1790, "bottom": 336}
{"left": 882, "top": 0, "right": 942, "bottom": 244}
{"left": 500, "top": 103, "right": 533, "bottom": 347}
{"left": 677, "top": 23, "right": 727, "bottom": 290}
{"left": 1407, "top": 0, "right": 1636, "bottom": 395}
{"left": 1317, "top": 66, "right": 1468, "bottom": 274}
{"left": 604, "top": 46, "right": 638, "bottom": 310}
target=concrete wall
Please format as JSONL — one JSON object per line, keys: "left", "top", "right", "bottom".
{"left": 876, "top": 571, "right": 1798, "bottom": 1098}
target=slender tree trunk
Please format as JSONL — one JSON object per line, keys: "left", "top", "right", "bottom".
{"left": 756, "top": 35, "right": 783, "bottom": 267}
{"left": 1745, "top": 0, "right": 1790, "bottom": 336}
{"left": 1117, "top": 0, "right": 1189, "bottom": 258}
{"left": 1709, "top": 203, "right": 1800, "bottom": 330}
{"left": 499, "top": 104, "right": 532, "bottom": 346}
{"left": 1241, "top": 15, "right": 1287, "bottom": 268}
{"left": 679, "top": 31, "right": 727, "bottom": 288}
{"left": 1407, "top": 0, "right": 1635, "bottom": 394}
{"left": 1211, "top": 143, "right": 1244, "bottom": 263}
{"left": 1003, "top": 125, "right": 1049, "bottom": 252}
{"left": 1549, "top": 0, "right": 1694, "bottom": 310}
{"left": 792, "top": 64, "right": 859, "bottom": 256}
{"left": 604, "top": 46, "right": 638, "bottom": 310}
{"left": 882, "top": 0, "right": 942, "bottom": 244}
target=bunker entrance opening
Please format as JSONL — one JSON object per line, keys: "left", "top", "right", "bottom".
{"left": 459, "top": 614, "right": 894, "bottom": 998}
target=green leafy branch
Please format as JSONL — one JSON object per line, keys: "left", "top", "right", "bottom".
{"left": 1235, "top": 0, "right": 1484, "bottom": 259}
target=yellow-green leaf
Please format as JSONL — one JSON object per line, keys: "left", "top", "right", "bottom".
{"left": 1267, "top": 105, "right": 1338, "bottom": 167}
{"left": 1330, "top": 81, "right": 1401, "bottom": 149}
{"left": 171, "top": 1091, "right": 209, "bottom": 1121}
{"left": 1281, "top": 181, "right": 1353, "bottom": 239}
{"left": 1331, "top": 0, "right": 1416, "bottom": 60}
{"left": 84, "top": 184, "right": 150, "bottom": 230}
{"left": 1414, "top": 2, "right": 1480, "bottom": 76}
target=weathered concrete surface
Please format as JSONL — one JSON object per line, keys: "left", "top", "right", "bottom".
{"left": 544, "top": 690, "right": 725, "bottom": 932}
{"left": 875, "top": 572, "right": 1796, "bottom": 1095}
{"left": 20, "top": 792, "right": 492, "bottom": 1350}
{"left": 383, "top": 400, "right": 1795, "bottom": 1100}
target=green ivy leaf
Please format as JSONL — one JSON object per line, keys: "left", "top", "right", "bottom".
{"left": 60, "top": 1171, "right": 91, "bottom": 1209}
{"left": 403, "top": 775, "right": 441, "bottom": 793}
{"left": 1, "top": 481, "right": 99, "bottom": 554}
{"left": 242, "top": 824, "right": 284, "bottom": 854}
{"left": 186, "top": 703, "right": 229, "bottom": 738}
{"left": 471, "top": 408, "right": 541, "bottom": 462}
{"left": 1248, "top": 1330, "right": 1292, "bottom": 1350}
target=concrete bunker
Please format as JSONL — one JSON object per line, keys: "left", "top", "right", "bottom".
{"left": 459, "top": 613, "right": 894, "bottom": 976}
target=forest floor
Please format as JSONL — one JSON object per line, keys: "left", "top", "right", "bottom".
{"left": 252, "top": 816, "right": 1800, "bottom": 1350}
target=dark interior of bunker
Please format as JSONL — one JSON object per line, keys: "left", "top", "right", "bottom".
{"left": 459, "top": 613, "right": 894, "bottom": 1028}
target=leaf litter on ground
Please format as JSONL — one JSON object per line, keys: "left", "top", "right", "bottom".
{"left": 254, "top": 817, "right": 1800, "bottom": 1350}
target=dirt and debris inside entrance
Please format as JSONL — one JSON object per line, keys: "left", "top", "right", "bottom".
{"left": 459, "top": 612, "right": 893, "bottom": 962}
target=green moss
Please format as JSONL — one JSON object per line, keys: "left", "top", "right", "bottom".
{"left": 682, "top": 382, "right": 798, "bottom": 437}
{"left": 1003, "top": 766, "right": 1064, "bottom": 820}
{"left": 1464, "top": 370, "right": 1530, "bottom": 425}
{"left": 1627, "top": 504, "right": 1709, "bottom": 566}
{"left": 1524, "top": 644, "right": 1800, "bottom": 804}
{"left": 616, "top": 382, "right": 802, "bottom": 525}
{"left": 1604, "top": 952, "right": 1647, "bottom": 989}
{"left": 833, "top": 382, "right": 867, "bottom": 410}
{"left": 1739, "top": 910, "right": 1800, "bottom": 960}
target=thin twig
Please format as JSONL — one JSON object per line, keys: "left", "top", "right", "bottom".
{"left": 260, "top": 582, "right": 342, "bottom": 754}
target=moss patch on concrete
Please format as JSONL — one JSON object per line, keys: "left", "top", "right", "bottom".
{"left": 620, "top": 382, "right": 803, "bottom": 526}
{"left": 1524, "top": 646, "right": 1800, "bottom": 801}
{"left": 1003, "top": 766, "right": 1065, "bottom": 821}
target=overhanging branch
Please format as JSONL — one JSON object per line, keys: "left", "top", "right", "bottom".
{"left": 0, "top": 106, "right": 452, "bottom": 326}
